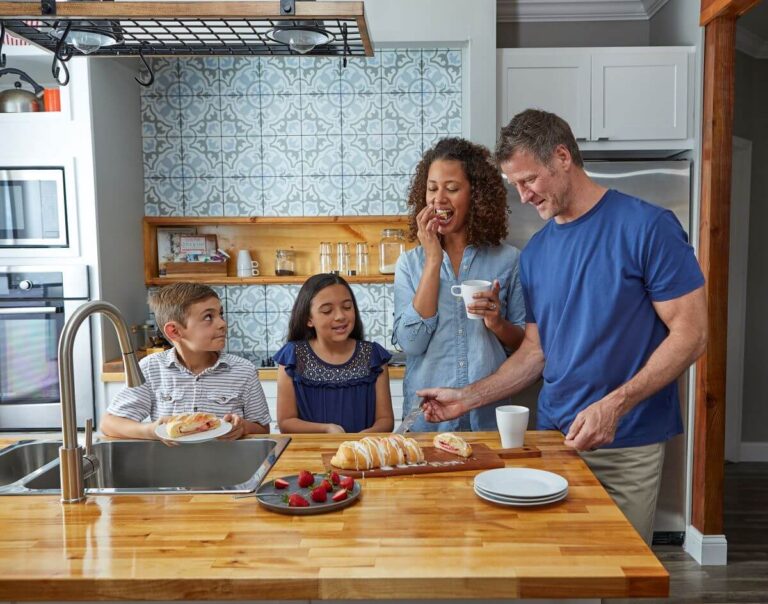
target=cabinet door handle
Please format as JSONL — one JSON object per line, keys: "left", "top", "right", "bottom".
{"left": 0, "top": 306, "right": 59, "bottom": 315}
{"left": 596, "top": 136, "right": 611, "bottom": 141}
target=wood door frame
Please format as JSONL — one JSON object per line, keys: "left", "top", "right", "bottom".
{"left": 694, "top": 0, "right": 762, "bottom": 538}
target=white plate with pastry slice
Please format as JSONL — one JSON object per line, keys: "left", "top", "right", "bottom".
{"left": 155, "top": 412, "right": 232, "bottom": 443}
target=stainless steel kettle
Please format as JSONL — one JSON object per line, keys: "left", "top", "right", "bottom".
{"left": 0, "top": 68, "right": 44, "bottom": 113}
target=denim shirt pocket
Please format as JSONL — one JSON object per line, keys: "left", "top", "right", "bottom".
{"left": 157, "top": 388, "right": 184, "bottom": 417}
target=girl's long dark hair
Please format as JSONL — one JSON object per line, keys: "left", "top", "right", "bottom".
{"left": 286, "top": 274, "right": 364, "bottom": 342}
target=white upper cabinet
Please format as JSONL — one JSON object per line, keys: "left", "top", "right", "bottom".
{"left": 498, "top": 47, "right": 694, "bottom": 150}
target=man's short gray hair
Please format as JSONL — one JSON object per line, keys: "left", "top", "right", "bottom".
{"left": 495, "top": 109, "right": 584, "bottom": 168}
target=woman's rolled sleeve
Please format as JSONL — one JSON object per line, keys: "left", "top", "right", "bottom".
{"left": 392, "top": 253, "right": 439, "bottom": 355}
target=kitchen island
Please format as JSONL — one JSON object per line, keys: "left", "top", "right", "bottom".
{"left": 0, "top": 431, "right": 668, "bottom": 602}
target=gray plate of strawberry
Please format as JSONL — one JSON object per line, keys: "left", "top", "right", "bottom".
{"left": 255, "top": 470, "right": 362, "bottom": 515}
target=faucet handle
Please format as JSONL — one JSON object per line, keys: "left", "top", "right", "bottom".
{"left": 85, "top": 418, "right": 93, "bottom": 456}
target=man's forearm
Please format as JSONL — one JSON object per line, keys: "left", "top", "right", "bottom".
{"left": 463, "top": 337, "right": 545, "bottom": 409}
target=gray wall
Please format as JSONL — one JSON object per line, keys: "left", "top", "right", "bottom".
{"left": 497, "top": 20, "right": 648, "bottom": 48}
{"left": 734, "top": 51, "right": 768, "bottom": 443}
{"left": 649, "top": 0, "right": 701, "bottom": 46}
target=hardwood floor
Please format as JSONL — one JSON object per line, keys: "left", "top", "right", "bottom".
{"left": 639, "top": 462, "right": 768, "bottom": 603}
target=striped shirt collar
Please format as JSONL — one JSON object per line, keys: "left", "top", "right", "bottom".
{"left": 161, "top": 347, "right": 229, "bottom": 373}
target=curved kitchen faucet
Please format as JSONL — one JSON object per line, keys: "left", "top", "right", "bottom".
{"left": 58, "top": 301, "right": 145, "bottom": 503}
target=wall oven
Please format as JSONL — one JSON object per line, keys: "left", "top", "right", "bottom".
{"left": 0, "top": 265, "right": 92, "bottom": 430}
{"left": 0, "top": 168, "right": 68, "bottom": 247}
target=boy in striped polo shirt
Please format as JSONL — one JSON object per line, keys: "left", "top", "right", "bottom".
{"left": 100, "top": 283, "right": 271, "bottom": 440}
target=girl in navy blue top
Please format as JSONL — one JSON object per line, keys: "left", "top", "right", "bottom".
{"left": 274, "top": 274, "right": 394, "bottom": 434}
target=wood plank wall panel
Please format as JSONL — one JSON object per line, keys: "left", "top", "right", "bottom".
{"left": 693, "top": 14, "right": 736, "bottom": 536}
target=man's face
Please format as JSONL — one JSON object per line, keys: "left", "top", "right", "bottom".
{"left": 500, "top": 147, "right": 572, "bottom": 223}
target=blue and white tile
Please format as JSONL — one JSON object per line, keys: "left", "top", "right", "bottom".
{"left": 260, "top": 57, "right": 301, "bottom": 95}
{"left": 261, "top": 135, "right": 302, "bottom": 178}
{"left": 382, "top": 174, "right": 411, "bottom": 215}
{"left": 227, "top": 312, "right": 269, "bottom": 355}
{"left": 351, "top": 284, "right": 388, "bottom": 312}
{"left": 142, "top": 137, "right": 183, "bottom": 179}
{"left": 382, "top": 283, "right": 395, "bottom": 313}
{"left": 181, "top": 136, "right": 222, "bottom": 178}
{"left": 340, "top": 93, "right": 380, "bottom": 135}
{"left": 423, "top": 93, "right": 462, "bottom": 133}
{"left": 227, "top": 284, "right": 267, "bottom": 313}
{"left": 422, "top": 49, "right": 462, "bottom": 93}
{"left": 380, "top": 49, "right": 422, "bottom": 94}
{"left": 385, "top": 307, "right": 395, "bottom": 349}
{"left": 183, "top": 177, "right": 224, "bottom": 216}
{"left": 301, "top": 94, "right": 341, "bottom": 136}
{"left": 141, "top": 96, "right": 180, "bottom": 137}
{"left": 340, "top": 55, "right": 381, "bottom": 93}
{"left": 301, "top": 56, "right": 340, "bottom": 95}
{"left": 422, "top": 132, "right": 463, "bottom": 153}
{"left": 262, "top": 176, "right": 303, "bottom": 216}
{"left": 211, "top": 285, "right": 227, "bottom": 307}
{"left": 178, "top": 95, "right": 222, "bottom": 137}
{"left": 342, "top": 174, "right": 382, "bottom": 215}
{"left": 222, "top": 177, "right": 263, "bottom": 216}
{"left": 302, "top": 176, "right": 343, "bottom": 215}
{"left": 260, "top": 94, "right": 302, "bottom": 136}
{"left": 143, "top": 58, "right": 179, "bottom": 96}
{"left": 266, "top": 311, "right": 291, "bottom": 354}
{"left": 220, "top": 95, "right": 261, "bottom": 137}
{"left": 265, "top": 284, "right": 301, "bottom": 313}
{"left": 222, "top": 136, "right": 262, "bottom": 178}
{"left": 360, "top": 310, "right": 388, "bottom": 347}
{"left": 301, "top": 135, "right": 341, "bottom": 176}
{"left": 381, "top": 93, "right": 422, "bottom": 135}
{"left": 219, "top": 56, "right": 261, "bottom": 96}
{"left": 342, "top": 135, "right": 381, "bottom": 176}
{"left": 144, "top": 178, "right": 184, "bottom": 216}
{"left": 178, "top": 57, "right": 220, "bottom": 95}
{"left": 382, "top": 134, "right": 422, "bottom": 175}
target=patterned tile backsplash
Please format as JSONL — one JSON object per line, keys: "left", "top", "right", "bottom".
{"left": 141, "top": 49, "right": 461, "bottom": 217}
{"left": 142, "top": 49, "right": 460, "bottom": 359}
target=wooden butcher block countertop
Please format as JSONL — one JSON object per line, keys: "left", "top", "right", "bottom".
{"left": 0, "top": 431, "right": 668, "bottom": 601}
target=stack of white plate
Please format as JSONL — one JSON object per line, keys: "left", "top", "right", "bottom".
{"left": 473, "top": 468, "right": 569, "bottom": 507}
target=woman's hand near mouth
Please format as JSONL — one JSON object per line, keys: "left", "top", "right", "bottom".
{"left": 416, "top": 204, "right": 442, "bottom": 265}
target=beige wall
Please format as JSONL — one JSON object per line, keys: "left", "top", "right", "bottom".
{"left": 734, "top": 51, "right": 768, "bottom": 443}
{"left": 497, "top": 20, "right": 648, "bottom": 48}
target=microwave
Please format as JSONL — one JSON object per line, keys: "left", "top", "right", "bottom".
{"left": 0, "top": 167, "right": 68, "bottom": 247}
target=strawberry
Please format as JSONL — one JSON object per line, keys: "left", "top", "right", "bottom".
{"left": 319, "top": 478, "right": 333, "bottom": 492}
{"left": 273, "top": 478, "right": 290, "bottom": 489}
{"left": 328, "top": 470, "right": 341, "bottom": 485}
{"left": 287, "top": 493, "right": 310, "bottom": 507}
{"left": 340, "top": 476, "right": 355, "bottom": 491}
{"left": 297, "top": 470, "right": 314, "bottom": 488}
{"left": 311, "top": 485, "right": 328, "bottom": 503}
{"left": 331, "top": 488, "right": 348, "bottom": 502}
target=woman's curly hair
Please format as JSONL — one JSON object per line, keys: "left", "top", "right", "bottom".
{"left": 406, "top": 137, "right": 508, "bottom": 247}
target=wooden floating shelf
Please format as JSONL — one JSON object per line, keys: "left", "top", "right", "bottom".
{"left": 144, "top": 215, "right": 413, "bottom": 286}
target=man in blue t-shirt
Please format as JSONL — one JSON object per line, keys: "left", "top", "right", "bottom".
{"left": 418, "top": 109, "right": 707, "bottom": 545}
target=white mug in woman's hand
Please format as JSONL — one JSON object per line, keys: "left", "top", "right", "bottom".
{"left": 450, "top": 280, "right": 492, "bottom": 319}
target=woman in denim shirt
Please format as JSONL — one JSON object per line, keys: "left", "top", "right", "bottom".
{"left": 393, "top": 138, "right": 526, "bottom": 431}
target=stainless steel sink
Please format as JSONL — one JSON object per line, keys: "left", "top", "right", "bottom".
{"left": 0, "top": 437, "right": 290, "bottom": 495}
{"left": 0, "top": 440, "right": 61, "bottom": 488}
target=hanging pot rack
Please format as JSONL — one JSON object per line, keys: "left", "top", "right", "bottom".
{"left": 0, "top": 1, "right": 372, "bottom": 84}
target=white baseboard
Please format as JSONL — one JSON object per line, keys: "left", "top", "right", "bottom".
{"left": 684, "top": 525, "right": 728, "bottom": 565}
{"left": 740, "top": 441, "right": 768, "bottom": 462}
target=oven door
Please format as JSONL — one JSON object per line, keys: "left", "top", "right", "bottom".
{"left": 0, "top": 300, "right": 93, "bottom": 430}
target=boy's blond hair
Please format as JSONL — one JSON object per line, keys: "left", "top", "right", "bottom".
{"left": 149, "top": 283, "right": 220, "bottom": 333}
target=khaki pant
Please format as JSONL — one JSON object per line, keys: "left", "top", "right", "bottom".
{"left": 579, "top": 442, "right": 666, "bottom": 545}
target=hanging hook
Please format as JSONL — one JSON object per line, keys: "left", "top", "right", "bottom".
{"left": 1, "top": 21, "right": 7, "bottom": 68}
{"left": 341, "top": 22, "right": 349, "bottom": 69}
{"left": 135, "top": 43, "right": 154, "bottom": 87}
{"left": 51, "top": 22, "right": 72, "bottom": 86}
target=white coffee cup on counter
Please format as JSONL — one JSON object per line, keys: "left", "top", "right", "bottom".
{"left": 237, "top": 250, "right": 260, "bottom": 277}
{"left": 496, "top": 405, "right": 529, "bottom": 448}
{"left": 450, "top": 280, "right": 492, "bottom": 319}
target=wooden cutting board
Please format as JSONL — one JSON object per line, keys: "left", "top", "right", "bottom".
{"left": 322, "top": 443, "right": 529, "bottom": 478}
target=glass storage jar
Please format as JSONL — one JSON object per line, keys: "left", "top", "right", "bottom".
{"left": 378, "top": 229, "right": 405, "bottom": 274}
{"left": 275, "top": 249, "right": 296, "bottom": 276}
{"left": 355, "top": 242, "right": 369, "bottom": 276}
{"left": 335, "top": 242, "right": 350, "bottom": 275}
{"left": 319, "top": 242, "right": 333, "bottom": 273}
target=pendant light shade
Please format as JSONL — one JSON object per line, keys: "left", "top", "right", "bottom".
{"left": 267, "top": 23, "right": 334, "bottom": 54}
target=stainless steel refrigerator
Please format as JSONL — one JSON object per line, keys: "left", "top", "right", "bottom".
{"left": 504, "top": 159, "right": 692, "bottom": 536}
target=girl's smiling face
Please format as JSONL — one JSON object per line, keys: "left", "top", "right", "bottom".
{"left": 307, "top": 284, "right": 356, "bottom": 343}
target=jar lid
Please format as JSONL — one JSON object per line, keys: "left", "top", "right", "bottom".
{"left": 382, "top": 228, "right": 405, "bottom": 237}
{"left": 276, "top": 249, "right": 294, "bottom": 254}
